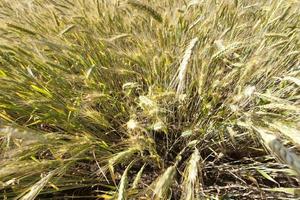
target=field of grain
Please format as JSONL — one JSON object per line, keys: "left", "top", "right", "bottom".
{"left": 0, "top": 0, "right": 300, "bottom": 199}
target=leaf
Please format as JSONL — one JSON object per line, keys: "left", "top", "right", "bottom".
{"left": 30, "top": 85, "right": 53, "bottom": 98}
{"left": 256, "top": 169, "right": 279, "bottom": 185}
{"left": 0, "top": 69, "right": 7, "bottom": 77}
{"left": 59, "top": 24, "right": 76, "bottom": 36}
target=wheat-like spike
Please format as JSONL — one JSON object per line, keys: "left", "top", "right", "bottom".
{"left": 117, "top": 161, "right": 135, "bottom": 200}
{"left": 20, "top": 170, "right": 57, "bottom": 200}
{"left": 259, "top": 103, "right": 300, "bottom": 112}
{"left": 212, "top": 41, "right": 246, "bottom": 60}
{"left": 59, "top": 24, "right": 76, "bottom": 36}
{"left": 269, "top": 139, "right": 300, "bottom": 176}
{"left": 108, "top": 147, "right": 140, "bottom": 182}
{"left": 186, "top": 0, "right": 202, "bottom": 10}
{"left": 188, "top": 15, "right": 204, "bottom": 31}
{"left": 283, "top": 76, "right": 300, "bottom": 86}
{"left": 7, "top": 23, "right": 37, "bottom": 36}
{"left": 151, "top": 165, "right": 176, "bottom": 200}
{"left": 180, "top": 148, "right": 203, "bottom": 200}
{"left": 175, "top": 37, "right": 198, "bottom": 95}
{"left": 255, "top": 127, "right": 300, "bottom": 176}
{"left": 149, "top": 142, "right": 198, "bottom": 199}
{"left": 267, "top": 122, "right": 300, "bottom": 147}
{"left": 132, "top": 163, "right": 146, "bottom": 189}
{"left": 128, "top": 0, "right": 162, "bottom": 22}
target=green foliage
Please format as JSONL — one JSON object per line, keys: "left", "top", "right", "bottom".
{"left": 0, "top": 0, "right": 299, "bottom": 199}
